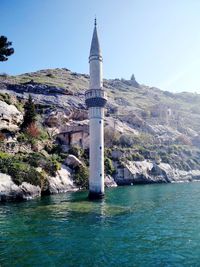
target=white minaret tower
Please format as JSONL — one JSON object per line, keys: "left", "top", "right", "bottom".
{"left": 85, "top": 19, "right": 107, "bottom": 199}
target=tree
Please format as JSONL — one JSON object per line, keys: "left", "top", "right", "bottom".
{"left": 0, "top": 36, "right": 14, "bottom": 61}
{"left": 21, "top": 95, "right": 37, "bottom": 129}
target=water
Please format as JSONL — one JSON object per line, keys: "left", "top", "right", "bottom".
{"left": 1, "top": 183, "right": 200, "bottom": 267}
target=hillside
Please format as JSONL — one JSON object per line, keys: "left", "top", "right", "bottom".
{"left": 1, "top": 68, "right": 200, "bottom": 201}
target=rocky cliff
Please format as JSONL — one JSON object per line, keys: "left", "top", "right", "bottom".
{"left": 1, "top": 68, "right": 200, "bottom": 201}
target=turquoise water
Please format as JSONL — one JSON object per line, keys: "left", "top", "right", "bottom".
{"left": 1, "top": 183, "right": 200, "bottom": 267}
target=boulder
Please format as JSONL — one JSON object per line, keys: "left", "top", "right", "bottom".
{"left": 0, "top": 173, "right": 41, "bottom": 202}
{"left": 0, "top": 173, "right": 23, "bottom": 201}
{"left": 105, "top": 175, "right": 117, "bottom": 188}
{"left": 65, "top": 154, "right": 83, "bottom": 168}
{"left": 19, "top": 182, "right": 41, "bottom": 200}
{"left": 116, "top": 160, "right": 154, "bottom": 185}
{"left": 47, "top": 165, "right": 77, "bottom": 194}
{"left": 0, "top": 100, "right": 23, "bottom": 132}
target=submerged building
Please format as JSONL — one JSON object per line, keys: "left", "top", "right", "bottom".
{"left": 85, "top": 19, "right": 107, "bottom": 199}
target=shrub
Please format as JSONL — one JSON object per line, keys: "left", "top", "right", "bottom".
{"left": 105, "top": 157, "right": 115, "bottom": 175}
{"left": 82, "top": 148, "right": 89, "bottom": 164}
{"left": 25, "top": 152, "right": 45, "bottom": 167}
{"left": 39, "top": 127, "right": 49, "bottom": 140}
{"left": 25, "top": 152, "right": 61, "bottom": 177}
{"left": 45, "top": 143, "right": 62, "bottom": 154}
{"left": 118, "top": 134, "right": 137, "bottom": 147}
{"left": 0, "top": 151, "right": 11, "bottom": 159}
{"left": 51, "top": 157, "right": 61, "bottom": 171}
{"left": 161, "top": 155, "right": 170, "bottom": 163}
{"left": 68, "top": 145, "right": 84, "bottom": 158}
{"left": 46, "top": 73, "right": 55, "bottom": 78}
{"left": 0, "top": 92, "right": 11, "bottom": 105}
{"left": 131, "top": 153, "right": 144, "bottom": 161}
{"left": 9, "top": 162, "right": 41, "bottom": 186}
{"left": 40, "top": 170, "right": 49, "bottom": 192}
{"left": 17, "top": 132, "right": 29, "bottom": 143}
{"left": 73, "top": 165, "right": 89, "bottom": 189}
{"left": 14, "top": 102, "right": 24, "bottom": 112}
{"left": 26, "top": 123, "right": 40, "bottom": 138}
{"left": 42, "top": 157, "right": 61, "bottom": 177}
{"left": 0, "top": 157, "right": 41, "bottom": 186}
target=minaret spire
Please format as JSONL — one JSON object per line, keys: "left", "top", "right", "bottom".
{"left": 89, "top": 18, "right": 102, "bottom": 61}
{"left": 85, "top": 20, "right": 107, "bottom": 200}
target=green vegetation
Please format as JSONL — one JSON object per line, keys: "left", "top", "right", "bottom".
{"left": 131, "top": 153, "right": 144, "bottom": 161}
{"left": 0, "top": 35, "right": 14, "bottom": 61}
{"left": 14, "top": 101, "right": 24, "bottom": 112}
{"left": 0, "top": 93, "right": 11, "bottom": 105}
{"left": 105, "top": 157, "right": 115, "bottom": 175}
{"left": 21, "top": 94, "right": 37, "bottom": 129}
{"left": 1, "top": 67, "right": 200, "bottom": 194}
{"left": 0, "top": 151, "right": 62, "bottom": 186}
{"left": 73, "top": 165, "right": 89, "bottom": 189}
{"left": 68, "top": 145, "right": 84, "bottom": 158}
{"left": 0, "top": 152, "right": 41, "bottom": 186}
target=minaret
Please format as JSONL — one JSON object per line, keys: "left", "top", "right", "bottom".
{"left": 85, "top": 19, "right": 107, "bottom": 199}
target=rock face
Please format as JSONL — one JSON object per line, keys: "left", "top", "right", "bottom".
{"left": 0, "top": 100, "right": 23, "bottom": 132}
{"left": 19, "top": 182, "right": 41, "bottom": 200}
{"left": 105, "top": 175, "right": 117, "bottom": 188}
{"left": 47, "top": 165, "right": 77, "bottom": 194}
{"left": 0, "top": 173, "right": 41, "bottom": 201}
{"left": 0, "top": 165, "right": 77, "bottom": 201}
{"left": 115, "top": 160, "right": 200, "bottom": 185}
{"left": 65, "top": 155, "right": 83, "bottom": 168}
{"left": 2, "top": 68, "right": 200, "bottom": 201}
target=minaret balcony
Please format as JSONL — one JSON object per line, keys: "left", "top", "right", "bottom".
{"left": 85, "top": 89, "right": 107, "bottom": 108}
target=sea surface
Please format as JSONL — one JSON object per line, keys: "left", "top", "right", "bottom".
{"left": 1, "top": 183, "right": 200, "bottom": 267}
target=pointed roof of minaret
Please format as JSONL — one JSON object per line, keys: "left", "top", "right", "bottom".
{"left": 89, "top": 18, "right": 102, "bottom": 57}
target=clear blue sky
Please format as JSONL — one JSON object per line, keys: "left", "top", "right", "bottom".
{"left": 1, "top": 0, "right": 200, "bottom": 93}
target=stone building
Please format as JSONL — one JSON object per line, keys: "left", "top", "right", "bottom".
{"left": 56, "top": 123, "right": 89, "bottom": 149}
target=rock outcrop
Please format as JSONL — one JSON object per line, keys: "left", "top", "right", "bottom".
{"left": 46, "top": 165, "right": 77, "bottom": 194}
{"left": 0, "top": 100, "right": 23, "bottom": 132}
{"left": 105, "top": 175, "right": 117, "bottom": 188}
{"left": 0, "top": 173, "right": 41, "bottom": 201}
{"left": 65, "top": 155, "right": 83, "bottom": 168}
{"left": 1, "top": 68, "right": 200, "bottom": 202}
{"left": 0, "top": 165, "right": 78, "bottom": 201}
{"left": 19, "top": 182, "right": 41, "bottom": 200}
{"left": 115, "top": 160, "right": 200, "bottom": 185}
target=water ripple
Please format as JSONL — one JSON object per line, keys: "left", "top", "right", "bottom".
{"left": 1, "top": 183, "right": 200, "bottom": 266}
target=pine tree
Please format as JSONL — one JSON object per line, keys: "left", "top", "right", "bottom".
{"left": 0, "top": 36, "right": 14, "bottom": 61}
{"left": 21, "top": 95, "right": 37, "bottom": 129}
